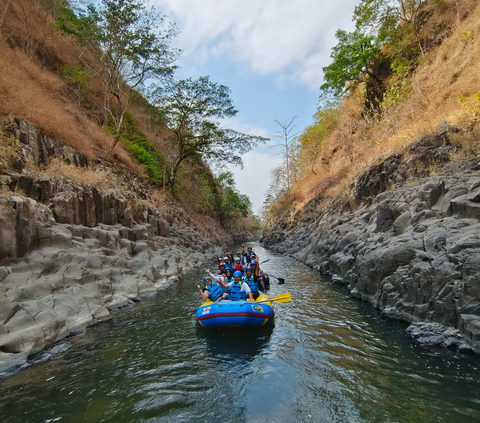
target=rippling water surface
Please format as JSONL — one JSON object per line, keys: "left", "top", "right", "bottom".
{"left": 1, "top": 243, "right": 480, "bottom": 422}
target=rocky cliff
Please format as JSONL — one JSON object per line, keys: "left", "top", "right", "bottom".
{"left": 263, "top": 128, "right": 480, "bottom": 354}
{"left": 0, "top": 116, "right": 223, "bottom": 374}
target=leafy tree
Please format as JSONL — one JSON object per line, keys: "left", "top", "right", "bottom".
{"left": 353, "top": 0, "right": 399, "bottom": 43}
{"left": 153, "top": 76, "right": 267, "bottom": 190}
{"left": 354, "top": 0, "right": 433, "bottom": 57}
{"left": 55, "top": 0, "right": 178, "bottom": 152}
{"left": 321, "top": 29, "right": 381, "bottom": 99}
{"left": 213, "top": 171, "right": 252, "bottom": 227}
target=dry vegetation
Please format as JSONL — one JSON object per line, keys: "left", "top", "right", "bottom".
{"left": 0, "top": 0, "right": 144, "bottom": 172}
{"left": 0, "top": 0, "right": 258, "bottom": 239}
{"left": 41, "top": 158, "right": 117, "bottom": 190}
{"left": 283, "top": 0, "right": 480, "bottom": 214}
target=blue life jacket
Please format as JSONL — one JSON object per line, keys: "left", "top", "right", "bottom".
{"left": 228, "top": 281, "right": 247, "bottom": 301}
{"left": 225, "top": 276, "right": 234, "bottom": 283}
{"left": 205, "top": 282, "right": 224, "bottom": 302}
{"left": 243, "top": 275, "right": 258, "bottom": 292}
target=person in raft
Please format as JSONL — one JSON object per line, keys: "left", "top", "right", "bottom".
{"left": 225, "top": 271, "right": 253, "bottom": 301}
{"left": 257, "top": 270, "right": 270, "bottom": 290}
{"left": 249, "top": 259, "right": 262, "bottom": 280}
{"left": 242, "top": 266, "right": 264, "bottom": 300}
{"left": 233, "top": 256, "right": 244, "bottom": 272}
{"left": 242, "top": 244, "right": 255, "bottom": 263}
{"left": 223, "top": 256, "right": 233, "bottom": 271}
{"left": 235, "top": 251, "right": 245, "bottom": 265}
{"left": 204, "top": 267, "right": 234, "bottom": 285}
{"left": 197, "top": 276, "right": 228, "bottom": 302}
{"left": 218, "top": 260, "right": 226, "bottom": 273}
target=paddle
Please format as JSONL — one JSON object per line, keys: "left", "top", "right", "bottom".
{"left": 256, "top": 293, "right": 291, "bottom": 304}
{"left": 266, "top": 275, "right": 285, "bottom": 285}
{"left": 255, "top": 259, "right": 285, "bottom": 285}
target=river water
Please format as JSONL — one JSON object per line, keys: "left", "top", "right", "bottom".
{"left": 1, "top": 243, "right": 480, "bottom": 422}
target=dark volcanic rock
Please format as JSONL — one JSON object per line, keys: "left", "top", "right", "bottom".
{"left": 263, "top": 136, "right": 480, "bottom": 354}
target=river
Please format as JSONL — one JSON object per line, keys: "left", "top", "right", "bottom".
{"left": 1, "top": 243, "right": 480, "bottom": 422}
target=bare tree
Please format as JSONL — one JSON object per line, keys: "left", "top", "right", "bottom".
{"left": 272, "top": 116, "right": 299, "bottom": 198}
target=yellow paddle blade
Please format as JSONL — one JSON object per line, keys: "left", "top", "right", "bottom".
{"left": 256, "top": 293, "right": 291, "bottom": 304}
{"left": 271, "top": 293, "right": 291, "bottom": 303}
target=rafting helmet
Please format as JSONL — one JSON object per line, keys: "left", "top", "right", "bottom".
{"left": 203, "top": 276, "right": 211, "bottom": 283}
{"left": 245, "top": 267, "right": 252, "bottom": 272}
{"left": 233, "top": 271, "right": 242, "bottom": 278}
{"left": 225, "top": 268, "right": 232, "bottom": 274}
{"left": 250, "top": 260, "right": 257, "bottom": 266}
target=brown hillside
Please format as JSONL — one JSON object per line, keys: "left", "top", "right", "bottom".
{"left": 0, "top": 0, "right": 253, "bottom": 240}
{"left": 282, "top": 0, "right": 480, "bottom": 215}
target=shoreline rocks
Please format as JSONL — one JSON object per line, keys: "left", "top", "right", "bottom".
{"left": 0, "top": 195, "right": 220, "bottom": 375}
{"left": 0, "top": 116, "right": 232, "bottom": 375}
{"left": 262, "top": 136, "right": 480, "bottom": 354}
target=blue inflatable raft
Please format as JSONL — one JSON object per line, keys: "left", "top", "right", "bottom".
{"left": 195, "top": 293, "right": 274, "bottom": 328}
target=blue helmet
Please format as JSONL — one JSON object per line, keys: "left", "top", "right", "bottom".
{"left": 245, "top": 267, "right": 252, "bottom": 272}
{"left": 250, "top": 260, "right": 257, "bottom": 265}
{"left": 233, "top": 271, "right": 243, "bottom": 278}
{"left": 203, "top": 276, "right": 212, "bottom": 283}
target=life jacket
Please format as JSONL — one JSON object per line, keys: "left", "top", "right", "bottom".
{"left": 243, "top": 275, "right": 258, "bottom": 292}
{"left": 234, "top": 262, "right": 243, "bottom": 271}
{"left": 225, "top": 276, "right": 234, "bottom": 283}
{"left": 205, "top": 282, "right": 224, "bottom": 302}
{"left": 228, "top": 281, "right": 247, "bottom": 301}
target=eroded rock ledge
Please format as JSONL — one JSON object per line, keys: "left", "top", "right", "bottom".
{"left": 262, "top": 132, "right": 480, "bottom": 354}
{"left": 0, "top": 195, "right": 218, "bottom": 373}
{"left": 0, "top": 116, "right": 223, "bottom": 374}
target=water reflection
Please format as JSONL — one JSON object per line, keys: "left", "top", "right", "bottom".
{"left": 197, "top": 324, "right": 273, "bottom": 360}
{"left": 2, "top": 243, "right": 480, "bottom": 423}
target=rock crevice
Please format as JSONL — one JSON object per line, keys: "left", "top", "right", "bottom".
{"left": 0, "top": 116, "right": 226, "bottom": 374}
{"left": 263, "top": 134, "right": 480, "bottom": 354}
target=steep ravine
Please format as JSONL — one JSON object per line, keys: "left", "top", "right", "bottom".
{"left": 0, "top": 116, "right": 227, "bottom": 374}
{"left": 263, "top": 128, "right": 480, "bottom": 354}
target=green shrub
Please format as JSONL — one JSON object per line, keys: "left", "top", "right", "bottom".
{"left": 63, "top": 65, "right": 93, "bottom": 105}
{"left": 106, "top": 112, "right": 169, "bottom": 185}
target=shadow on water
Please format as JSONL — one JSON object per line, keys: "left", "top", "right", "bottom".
{"left": 196, "top": 324, "right": 274, "bottom": 359}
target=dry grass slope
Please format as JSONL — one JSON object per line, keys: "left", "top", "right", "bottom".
{"left": 0, "top": 0, "right": 145, "bottom": 174}
{"left": 286, "top": 0, "right": 480, "bottom": 213}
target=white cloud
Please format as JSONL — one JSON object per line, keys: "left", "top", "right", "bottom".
{"left": 221, "top": 116, "right": 270, "bottom": 139}
{"left": 154, "top": 0, "right": 358, "bottom": 89}
{"left": 227, "top": 151, "right": 283, "bottom": 215}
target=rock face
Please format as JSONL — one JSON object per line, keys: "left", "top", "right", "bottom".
{"left": 263, "top": 133, "right": 480, "bottom": 354}
{"left": 0, "top": 116, "right": 223, "bottom": 374}
{"left": 0, "top": 195, "right": 217, "bottom": 373}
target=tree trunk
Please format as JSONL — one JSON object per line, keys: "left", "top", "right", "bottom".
{"left": 109, "top": 110, "right": 125, "bottom": 154}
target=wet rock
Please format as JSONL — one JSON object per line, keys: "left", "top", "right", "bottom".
{"left": 263, "top": 152, "right": 480, "bottom": 354}
{"left": 406, "top": 322, "right": 472, "bottom": 352}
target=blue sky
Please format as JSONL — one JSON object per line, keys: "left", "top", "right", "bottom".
{"left": 153, "top": 0, "right": 358, "bottom": 214}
